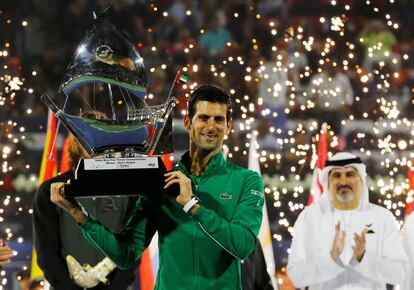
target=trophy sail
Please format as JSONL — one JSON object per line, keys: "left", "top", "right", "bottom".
{"left": 41, "top": 8, "right": 183, "bottom": 197}
{"left": 61, "top": 8, "right": 147, "bottom": 100}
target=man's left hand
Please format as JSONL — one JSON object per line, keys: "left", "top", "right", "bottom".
{"left": 352, "top": 229, "right": 368, "bottom": 262}
{"left": 0, "top": 241, "right": 13, "bottom": 265}
{"left": 164, "top": 171, "right": 193, "bottom": 206}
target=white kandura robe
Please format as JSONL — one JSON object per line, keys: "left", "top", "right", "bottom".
{"left": 400, "top": 212, "right": 414, "bottom": 290}
{"left": 287, "top": 193, "right": 408, "bottom": 290}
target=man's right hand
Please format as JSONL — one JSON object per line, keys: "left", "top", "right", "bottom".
{"left": 330, "top": 222, "right": 345, "bottom": 262}
{"left": 50, "top": 182, "right": 88, "bottom": 224}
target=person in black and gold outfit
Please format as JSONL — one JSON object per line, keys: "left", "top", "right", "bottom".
{"left": 33, "top": 111, "right": 138, "bottom": 290}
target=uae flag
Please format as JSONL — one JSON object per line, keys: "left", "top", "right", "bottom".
{"left": 175, "top": 72, "right": 188, "bottom": 84}
{"left": 308, "top": 123, "right": 328, "bottom": 205}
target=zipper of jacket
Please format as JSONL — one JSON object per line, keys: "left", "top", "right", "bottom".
{"left": 193, "top": 220, "right": 198, "bottom": 290}
{"left": 195, "top": 169, "right": 242, "bottom": 261}
{"left": 182, "top": 158, "right": 241, "bottom": 286}
{"left": 197, "top": 222, "right": 242, "bottom": 260}
{"left": 193, "top": 182, "right": 199, "bottom": 290}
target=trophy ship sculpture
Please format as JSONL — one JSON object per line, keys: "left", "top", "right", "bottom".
{"left": 41, "top": 9, "right": 185, "bottom": 197}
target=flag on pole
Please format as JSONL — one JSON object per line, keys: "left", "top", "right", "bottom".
{"left": 248, "top": 130, "right": 279, "bottom": 290}
{"left": 138, "top": 154, "right": 172, "bottom": 289}
{"left": 37, "top": 110, "right": 58, "bottom": 184}
{"left": 308, "top": 123, "right": 328, "bottom": 205}
{"left": 175, "top": 72, "right": 188, "bottom": 84}
{"left": 31, "top": 109, "right": 58, "bottom": 280}
{"left": 406, "top": 162, "right": 414, "bottom": 217}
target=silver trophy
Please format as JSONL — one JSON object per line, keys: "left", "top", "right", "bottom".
{"left": 42, "top": 9, "right": 185, "bottom": 197}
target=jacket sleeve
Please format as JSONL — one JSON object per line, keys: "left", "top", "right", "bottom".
{"left": 351, "top": 211, "right": 408, "bottom": 285}
{"left": 191, "top": 171, "right": 264, "bottom": 260}
{"left": 104, "top": 196, "right": 140, "bottom": 288}
{"left": 287, "top": 209, "right": 346, "bottom": 288}
{"left": 80, "top": 195, "right": 156, "bottom": 269}
{"left": 33, "top": 181, "right": 80, "bottom": 290}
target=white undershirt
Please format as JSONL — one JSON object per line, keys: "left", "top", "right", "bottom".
{"left": 334, "top": 208, "right": 359, "bottom": 266}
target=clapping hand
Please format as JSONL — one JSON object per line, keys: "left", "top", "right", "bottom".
{"left": 352, "top": 229, "right": 368, "bottom": 262}
{"left": 331, "top": 222, "right": 345, "bottom": 262}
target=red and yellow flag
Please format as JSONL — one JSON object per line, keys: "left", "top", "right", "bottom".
{"left": 30, "top": 109, "right": 58, "bottom": 279}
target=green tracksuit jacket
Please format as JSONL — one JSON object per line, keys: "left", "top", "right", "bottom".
{"left": 80, "top": 151, "right": 264, "bottom": 290}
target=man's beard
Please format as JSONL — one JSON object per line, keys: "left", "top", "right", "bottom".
{"left": 336, "top": 192, "right": 355, "bottom": 203}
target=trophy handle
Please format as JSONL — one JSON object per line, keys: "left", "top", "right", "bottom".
{"left": 41, "top": 94, "right": 60, "bottom": 114}
{"left": 148, "top": 71, "right": 186, "bottom": 155}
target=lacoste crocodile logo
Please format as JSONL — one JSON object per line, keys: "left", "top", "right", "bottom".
{"left": 219, "top": 193, "right": 232, "bottom": 200}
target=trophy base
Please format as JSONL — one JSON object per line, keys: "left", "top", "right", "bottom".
{"left": 63, "top": 156, "right": 178, "bottom": 197}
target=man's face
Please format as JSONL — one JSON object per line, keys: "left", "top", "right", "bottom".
{"left": 328, "top": 166, "right": 362, "bottom": 205}
{"left": 184, "top": 101, "right": 231, "bottom": 152}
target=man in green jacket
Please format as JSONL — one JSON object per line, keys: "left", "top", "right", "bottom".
{"left": 50, "top": 84, "right": 264, "bottom": 289}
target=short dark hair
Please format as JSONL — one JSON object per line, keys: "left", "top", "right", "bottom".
{"left": 188, "top": 84, "right": 232, "bottom": 122}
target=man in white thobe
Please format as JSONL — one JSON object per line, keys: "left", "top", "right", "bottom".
{"left": 401, "top": 212, "right": 414, "bottom": 290}
{"left": 287, "top": 152, "right": 407, "bottom": 290}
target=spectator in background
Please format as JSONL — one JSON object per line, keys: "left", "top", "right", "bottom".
{"left": 61, "top": 0, "right": 96, "bottom": 51}
{"left": 257, "top": 0, "right": 287, "bottom": 18}
{"left": 256, "top": 118, "right": 280, "bottom": 152}
{"left": 256, "top": 49, "right": 291, "bottom": 137}
{"left": 148, "top": 68, "right": 168, "bottom": 94}
{"left": 357, "top": 19, "right": 400, "bottom": 71}
{"left": 168, "top": 0, "right": 198, "bottom": 33}
{"left": 287, "top": 39, "right": 309, "bottom": 92}
{"left": 308, "top": 60, "right": 354, "bottom": 136}
{"left": 199, "top": 16, "right": 233, "bottom": 56}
